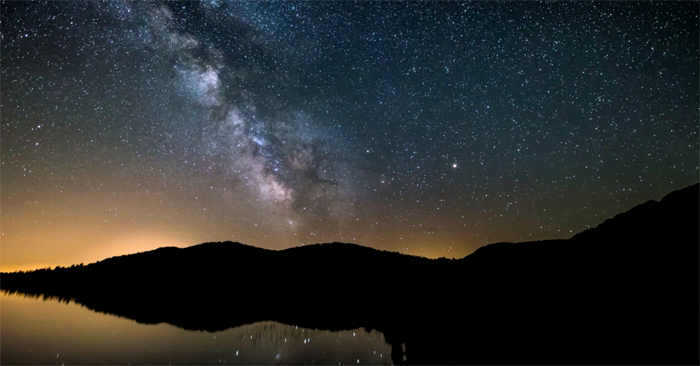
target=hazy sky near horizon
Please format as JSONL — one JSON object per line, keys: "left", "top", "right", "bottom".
{"left": 1, "top": 1, "right": 698, "bottom": 271}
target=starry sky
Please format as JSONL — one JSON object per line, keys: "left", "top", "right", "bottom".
{"left": 1, "top": 1, "right": 698, "bottom": 271}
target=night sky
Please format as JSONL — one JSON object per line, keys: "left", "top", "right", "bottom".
{"left": 1, "top": 1, "right": 698, "bottom": 271}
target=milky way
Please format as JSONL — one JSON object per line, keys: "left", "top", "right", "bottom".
{"left": 1, "top": 1, "right": 698, "bottom": 269}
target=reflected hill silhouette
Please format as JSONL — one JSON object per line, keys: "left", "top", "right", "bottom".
{"left": 3, "top": 183, "right": 698, "bottom": 365}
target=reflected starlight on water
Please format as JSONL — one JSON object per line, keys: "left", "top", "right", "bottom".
{"left": 0, "top": 292, "right": 393, "bottom": 365}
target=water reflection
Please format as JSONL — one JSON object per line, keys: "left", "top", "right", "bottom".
{"left": 0, "top": 292, "right": 393, "bottom": 365}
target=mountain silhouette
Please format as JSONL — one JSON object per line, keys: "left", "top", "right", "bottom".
{"left": 2, "top": 183, "right": 698, "bottom": 365}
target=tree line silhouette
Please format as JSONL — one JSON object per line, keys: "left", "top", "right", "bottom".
{"left": 2, "top": 183, "right": 698, "bottom": 365}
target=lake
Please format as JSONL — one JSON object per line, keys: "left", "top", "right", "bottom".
{"left": 0, "top": 292, "right": 393, "bottom": 365}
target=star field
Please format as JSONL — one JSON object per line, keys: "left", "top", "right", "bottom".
{"left": 1, "top": 1, "right": 698, "bottom": 270}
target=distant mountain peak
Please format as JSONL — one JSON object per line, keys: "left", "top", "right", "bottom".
{"left": 570, "top": 182, "right": 699, "bottom": 244}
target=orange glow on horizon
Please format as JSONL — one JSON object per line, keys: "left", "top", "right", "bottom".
{"left": 1, "top": 231, "right": 192, "bottom": 273}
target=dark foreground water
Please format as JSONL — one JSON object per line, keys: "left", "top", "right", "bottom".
{"left": 0, "top": 292, "right": 393, "bottom": 365}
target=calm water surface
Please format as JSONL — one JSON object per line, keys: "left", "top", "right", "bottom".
{"left": 0, "top": 292, "right": 393, "bottom": 365}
